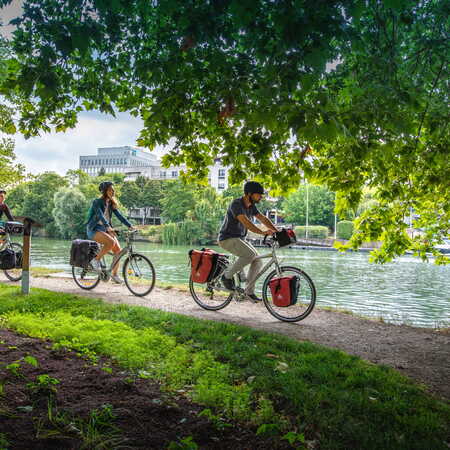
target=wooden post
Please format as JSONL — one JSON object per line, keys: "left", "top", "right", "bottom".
{"left": 21, "top": 217, "right": 34, "bottom": 295}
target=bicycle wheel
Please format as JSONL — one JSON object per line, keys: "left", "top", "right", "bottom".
{"left": 4, "top": 243, "right": 23, "bottom": 282}
{"left": 262, "top": 266, "right": 316, "bottom": 322}
{"left": 123, "top": 253, "right": 155, "bottom": 297}
{"left": 72, "top": 266, "right": 101, "bottom": 290}
{"left": 189, "top": 273, "right": 237, "bottom": 311}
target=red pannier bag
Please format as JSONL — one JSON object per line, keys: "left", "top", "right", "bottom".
{"left": 269, "top": 276, "right": 300, "bottom": 307}
{"left": 189, "top": 248, "right": 220, "bottom": 283}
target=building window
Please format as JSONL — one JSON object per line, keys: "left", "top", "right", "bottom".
{"left": 171, "top": 170, "right": 178, "bottom": 178}
{"left": 218, "top": 169, "right": 226, "bottom": 178}
{"left": 160, "top": 171, "right": 166, "bottom": 178}
{"left": 218, "top": 183, "right": 225, "bottom": 190}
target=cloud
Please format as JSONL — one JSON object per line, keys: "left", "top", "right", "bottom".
{"left": 0, "top": 0, "right": 23, "bottom": 38}
{"left": 12, "top": 111, "right": 166, "bottom": 175}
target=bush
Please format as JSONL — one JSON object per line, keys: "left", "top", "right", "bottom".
{"left": 162, "top": 220, "right": 202, "bottom": 245}
{"left": 294, "top": 226, "right": 329, "bottom": 239}
{"left": 337, "top": 220, "right": 354, "bottom": 239}
{"left": 140, "top": 225, "right": 163, "bottom": 242}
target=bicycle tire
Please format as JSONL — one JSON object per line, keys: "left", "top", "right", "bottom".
{"left": 262, "top": 265, "right": 316, "bottom": 322}
{"left": 123, "top": 253, "right": 155, "bottom": 297}
{"left": 4, "top": 243, "right": 23, "bottom": 282}
{"left": 189, "top": 274, "right": 237, "bottom": 311}
{"left": 72, "top": 265, "right": 101, "bottom": 290}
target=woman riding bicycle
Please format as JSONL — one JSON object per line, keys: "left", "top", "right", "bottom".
{"left": 218, "top": 181, "right": 278, "bottom": 302}
{"left": 86, "top": 181, "right": 134, "bottom": 284}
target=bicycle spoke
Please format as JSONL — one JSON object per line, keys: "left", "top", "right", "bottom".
{"left": 123, "top": 253, "right": 155, "bottom": 297}
{"left": 262, "top": 266, "right": 316, "bottom": 322}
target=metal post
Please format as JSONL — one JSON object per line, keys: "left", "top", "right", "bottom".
{"left": 334, "top": 192, "right": 337, "bottom": 240}
{"left": 305, "top": 183, "right": 309, "bottom": 239}
{"left": 21, "top": 218, "right": 34, "bottom": 295}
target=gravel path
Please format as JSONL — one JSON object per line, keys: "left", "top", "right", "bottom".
{"left": 2, "top": 274, "right": 449, "bottom": 402}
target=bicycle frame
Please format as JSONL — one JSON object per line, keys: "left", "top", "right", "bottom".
{"left": 222, "top": 241, "right": 283, "bottom": 297}
{"left": 98, "top": 231, "right": 135, "bottom": 278}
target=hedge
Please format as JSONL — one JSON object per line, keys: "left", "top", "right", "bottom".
{"left": 294, "top": 226, "right": 329, "bottom": 239}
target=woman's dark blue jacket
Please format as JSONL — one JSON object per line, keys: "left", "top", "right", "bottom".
{"left": 86, "top": 198, "right": 131, "bottom": 236}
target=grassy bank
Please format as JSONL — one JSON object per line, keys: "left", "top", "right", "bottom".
{"left": 0, "top": 283, "right": 448, "bottom": 449}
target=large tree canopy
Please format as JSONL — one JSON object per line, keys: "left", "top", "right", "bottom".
{"left": 0, "top": 0, "right": 448, "bottom": 262}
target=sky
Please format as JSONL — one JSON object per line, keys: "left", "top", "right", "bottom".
{"left": 1, "top": 0, "right": 161, "bottom": 176}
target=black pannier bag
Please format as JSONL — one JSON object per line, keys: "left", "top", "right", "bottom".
{"left": 275, "top": 228, "right": 297, "bottom": 247}
{"left": 5, "top": 221, "right": 24, "bottom": 235}
{"left": 0, "top": 247, "right": 17, "bottom": 270}
{"left": 70, "top": 239, "right": 100, "bottom": 268}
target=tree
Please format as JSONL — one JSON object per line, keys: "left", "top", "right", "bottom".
{"left": 21, "top": 172, "right": 68, "bottom": 235}
{"left": 160, "top": 180, "right": 197, "bottom": 223}
{"left": 53, "top": 187, "right": 88, "bottom": 239}
{"left": 0, "top": 138, "right": 24, "bottom": 188}
{"left": 282, "top": 184, "right": 335, "bottom": 228}
{"left": 1, "top": 0, "right": 448, "bottom": 262}
{"left": 0, "top": 40, "right": 23, "bottom": 187}
{"left": 119, "top": 177, "right": 165, "bottom": 210}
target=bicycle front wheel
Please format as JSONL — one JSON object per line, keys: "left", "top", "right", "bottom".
{"left": 123, "top": 253, "right": 155, "bottom": 297}
{"left": 4, "top": 243, "right": 23, "bottom": 282}
{"left": 262, "top": 266, "right": 316, "bottom": 322}
{"left": 189, "top": 274, "right": 236, "bottom": 311}
{"left": 72, "top": 265, "right": 101, "bottom": 290}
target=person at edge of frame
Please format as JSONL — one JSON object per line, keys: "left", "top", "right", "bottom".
{"left": 218, "top": 181, "right": 278, "bottom": 302}
{"left": 0, "top": 189, "right": 15, "bottom": 242}
{"left": 86, "top": 181, "right": 134, "bottom": 284}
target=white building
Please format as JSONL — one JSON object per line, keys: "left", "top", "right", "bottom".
{"left": 79, "top": 146, "right": 229, "bottom": 191}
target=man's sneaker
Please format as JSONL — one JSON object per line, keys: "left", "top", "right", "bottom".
{"left": 111, "top": 275, "right": 123, "bottom": 284}
{"left": 90, "top": 258, "right": 102, "bottom": 273}
{"left": 246, "top": 293, "right": 262, "bottom": 303}
{"left": 221, "top": 274, "right": 235, "bottom": 291}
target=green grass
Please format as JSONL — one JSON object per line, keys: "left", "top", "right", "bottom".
{"left": 0, "top": 283, "right": 448, "bottom": 449}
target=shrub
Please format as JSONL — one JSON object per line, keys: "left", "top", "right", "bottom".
{"left": 337, "top": 220, "right": 354, "bottom": 239}
{"left": 140, "top": 225, "right": 163, "bottom": 242}
{"left": 294, "top": 226, "right": 329, "bottom": 239}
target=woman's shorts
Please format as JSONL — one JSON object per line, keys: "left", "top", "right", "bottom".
{"left": 87, "top": 224, "right": 107, "bottom": 240}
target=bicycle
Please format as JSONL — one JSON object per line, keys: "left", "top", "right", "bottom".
{"left": 72, "top": 229, "right": 155, "bottom": 297}
{"left": 189, "top": 235, "right": 316, "bottom": 322}
{"left": 0, "top": 221, "right": 23, "bottom": 282}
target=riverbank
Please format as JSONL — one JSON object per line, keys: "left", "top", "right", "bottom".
{"left": 1, "top": 274, "right": 449, "bottom": 402}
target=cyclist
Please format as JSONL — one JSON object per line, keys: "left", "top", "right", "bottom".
{"left": 218, "top": 181, "right": 278, "bottom": 302}
{"left": 86, "top": 181, "right": 134, "bottom": 283}
{"left": 0, "top": 189, "right": 14, "bottom": 222}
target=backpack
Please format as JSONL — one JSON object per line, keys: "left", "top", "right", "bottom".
{"left": 0, "top": 247, "right": 17, "bottom": 270}
{"left": 189, "top": 248, "right": 227, "bottom": 283}
{"left": 70, "top": 239, "right": 100, "bottom": 268}
{"left": 269, "top": 276, "right": 300, "bottom": 307}
{"left": 275, "top": 228, "right": 296, "bottom": 247}
{"left": 4, "top": 221, "right": 24, "bottom": 235}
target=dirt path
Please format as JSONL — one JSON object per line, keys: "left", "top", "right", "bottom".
{"left": 2, "top": 274, "right": 449, "bottom": 402}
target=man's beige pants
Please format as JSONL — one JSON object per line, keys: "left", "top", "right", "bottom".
{"left": 218, "top": 238, "right": 262, "bottom": 294}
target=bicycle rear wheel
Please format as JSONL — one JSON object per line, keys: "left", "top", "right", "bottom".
{"left": 123, "top": 253, "right": 155, "bottom": 297}
{"left": 262, "top": 266, "right": 316, "bottom": 322}
{"left": 189, "top": 274, "right": 237, "bottom": 311}
{"left": 72, "top": 266, "right": 101, "bottom": 290}
{"left": 4, "top": 243, "right": 23, "bottom": 282}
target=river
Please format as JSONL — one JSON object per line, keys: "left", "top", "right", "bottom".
{"left": 10, "top": 237, "right": 450, "bottom": 328}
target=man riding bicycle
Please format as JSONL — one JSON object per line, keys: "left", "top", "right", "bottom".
{"left": 218, "top": 181, "right": 278, "bottom": 302}
{"left": 0, "top": 189, "right": 15, "bottom": 240}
